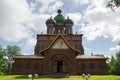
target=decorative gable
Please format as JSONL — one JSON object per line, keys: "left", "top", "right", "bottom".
{"left": 39, "top": 33, "right": 80, "bottom": 53}
{"left": 51, "top": 37, "right": 69, "bottom": 49}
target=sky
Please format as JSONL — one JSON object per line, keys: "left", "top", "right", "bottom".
{"left": 0, "top": 0, "right": 120, "bottom": 57}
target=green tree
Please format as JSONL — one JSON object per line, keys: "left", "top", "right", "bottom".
{"left": 7, "top": 45, "right": 21, "bottom": 56}
{"left": 109, "top": 51, "right": 120, "bottom": 75}
{"left": 4, "top": 45, "right": 21, "bottom": 75}
{"left": 0, "top": 45, "right": 4, "bottom": 75}
{"left": 114, "top": 51, "right": 120, "bottom": 74}
{"left": 108, "top": 56, "right": 116, "bottom": 74}
{"left": 107, "top": 0, "right": 120, "bottom": 9}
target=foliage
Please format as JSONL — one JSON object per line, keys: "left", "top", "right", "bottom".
{"left": 107, "top": 0, "right": 120, "bottom": 10}
{"left": 0, "top": 45, "right": 4, "bottom": 75}
{"left": 109, "top": 51, "right": 120, "bottom": 75}
{"left": 7, "top": 45, "right": 21, "bottom": 56}
{"left": 0, "top": 45, "right": 21, "bottom": 75}
{"left": 4, "top": 45, "right": 21, "bottom": 75}
{"left": 0, "top": 72, "right": 4, "bottom": 76}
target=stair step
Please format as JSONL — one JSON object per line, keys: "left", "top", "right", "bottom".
{"left": 47, "top": 73, "right": 69, "bottom": 78}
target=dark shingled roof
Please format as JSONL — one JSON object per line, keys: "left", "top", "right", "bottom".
{"left": 64, "top": 16, "right": 73, "bottom": 25}
{"left": 46, "top": 17, "right": 55, "bottom": 25}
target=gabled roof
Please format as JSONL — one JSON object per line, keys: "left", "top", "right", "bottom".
{"left": 39, "top": 33, "right": 80, "bottom": 53}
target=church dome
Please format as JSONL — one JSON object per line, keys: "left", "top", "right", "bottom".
{"left": 54, "top": 9, "right": 65, "bottom": 24}
{"left": 64, "top": 16, "right": 73, "bottom": 25}
{"left": 46, "top": 17, "right": 55, "bottom": 25}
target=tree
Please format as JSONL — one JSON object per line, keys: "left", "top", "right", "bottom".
{"left": 109, "top": 51, "right": 120, "bottom": 75}
{"left": 7, "top": 45, "right": 21, "bottom": 56}
{"left": 4, "top": 45, "right": 21, "bottom": 75}
{"left": 108, "top": 56, "right": 116, "bottom": 74}
{"left": 114, "top": 51, "right": 120, "bottom": 74}
{"left": 0, "top": 45, "right": 4, "bottom": 75}
{"left": 107, "top": 0, "right": 120, "bottom": 10}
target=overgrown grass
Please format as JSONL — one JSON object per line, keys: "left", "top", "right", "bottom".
{"left": 0, "top": 75, "right": 120, "bottom": 80}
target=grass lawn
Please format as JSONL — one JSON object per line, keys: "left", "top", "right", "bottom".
{"left": 0, "top": 75, "right": 120, "bottom": 80}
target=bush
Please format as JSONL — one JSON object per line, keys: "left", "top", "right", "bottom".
{"left": 0, "top": 72, "right": 4, "bottom": 76}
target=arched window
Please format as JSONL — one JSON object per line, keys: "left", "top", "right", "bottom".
{"left": 81, "top": 63, "right": 86, "bottom": 70}
{"left": 17, "top": 63, "right": 22, "bottom": 69}
{"left": 90, "top": 63, "right": 94, "bottom": 69}
{"left": 26, "top": 63, "right": 30, "bottom": 69}
{"left": 98, "top": 63, "right": 104, "bottom": 69}
{"left": 34, "top": 62, "right": 39, "bottom": 70}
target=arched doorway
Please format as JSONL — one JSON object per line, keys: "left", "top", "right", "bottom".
{"left": 53, "top": 60, "right": 67, "bottom": 73}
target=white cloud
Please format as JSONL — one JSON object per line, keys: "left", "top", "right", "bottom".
{"left": 0, "top": 0, "right": 31, "bottom": 24}
{"left": 80, "top": 6, "right": 120, "bottom": 41}
{"left": 66, "top": 13, "right": 82, "bottom": 25}
{"left": 0, "top": 24, "right": 32, "bottom": 42}
{"left": 110, "top": 45, "right": 120, "bottom": 51}
{"left": 74, "top": 0, "right": 105, "bottom": 7}
{"left": 33, "top": 0, "right": 63, "bottom": 14}
{"left": 84, "top": 47, "right": 91, "bottom": 51}
{"left": 74, "top": 0, "right": 89, "bottom": 5}
{"left": 0, "top": 0, "right": 32, "bottom": 42}
{"left": 0, "top": 0, "right": 52, "bottom": 42}
{"left": 26, "top": 38, "right": 36, "bottom": 47}
{"left": 25, "top": 14, "right": 50, "bottom": 33}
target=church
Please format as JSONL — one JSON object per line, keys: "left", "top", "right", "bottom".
{"left": 11, "top": 9, "right": 108, "bottom": 75}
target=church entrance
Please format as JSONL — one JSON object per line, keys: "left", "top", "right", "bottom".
{"left": 53, "top": 60, "right": 67, "bottom": 73}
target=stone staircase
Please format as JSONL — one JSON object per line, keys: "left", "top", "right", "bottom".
{"left": 46, "top": 72, "right": 69, "bottom": 78}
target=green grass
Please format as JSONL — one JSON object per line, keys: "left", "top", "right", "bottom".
{"left": 0, "top": 75, "right": 120, "bottom": 80}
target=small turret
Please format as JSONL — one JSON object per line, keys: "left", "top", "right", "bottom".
{"left": 64, "top": 16, "right": 73, "bottom": 34}
{"left": 46, "top": 17, "right": 55, "bottom": 25}
{"left": 64, "top": 16, "right": 73, "bottom": 26}
{"left": 46, "top": 17, "right": 55, "bottom": 34}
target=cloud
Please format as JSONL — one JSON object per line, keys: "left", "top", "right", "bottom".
{"left": 74, "top": 0, "right": 105, "bottom": 7}
{"left": 65, "top": 13, "right": 82, "bottom": 25}
{"left": 84, "top": 47, "right": 91, "bottom": 51}
{"left": 110, "top": 45, "right": 120, "bottom": 51}
{"left": 73, "top": 0, "right": 120, "bottom": 41}
{"left": 0, "top": 24, "right": 32, "bottom": 42}
{"left": 25, "top": 14, "right": 50, "bottom": 33}
{"left": 80, "top": 5, "right": 120, "bottom": 41}
{"left": 74, "top": 0, "right": 90, "bottom": 5}
{"left": 32, "top": 0, "right": 63, "bottom": 14}
{"left": 26, "top": 38, "right": 36, "bottom": 47}
{"left": 0, "top": 0, "right": 32, "bottom": 42}
{"left": 0, "top": 0, "right": 51, "bottom": 42}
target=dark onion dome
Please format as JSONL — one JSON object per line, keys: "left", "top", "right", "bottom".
{"left": 46, "top": 17, "right": 55, "bottom": 25}
{"left": 57, "top": 9, "right": 62, "bottom": 14}
{"left": 54, "top": 9, "right": 65, "bottom": 24}
{"left": 64, "top": 16, "right": 73, "bottom": 25}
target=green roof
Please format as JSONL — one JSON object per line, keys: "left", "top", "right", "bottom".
{"left": 54, "top": 14, "right": 64, "bottom": 24}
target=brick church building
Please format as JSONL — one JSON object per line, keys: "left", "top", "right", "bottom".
{"left": 12, "top": 9, "right": 108, "bottom": 75}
